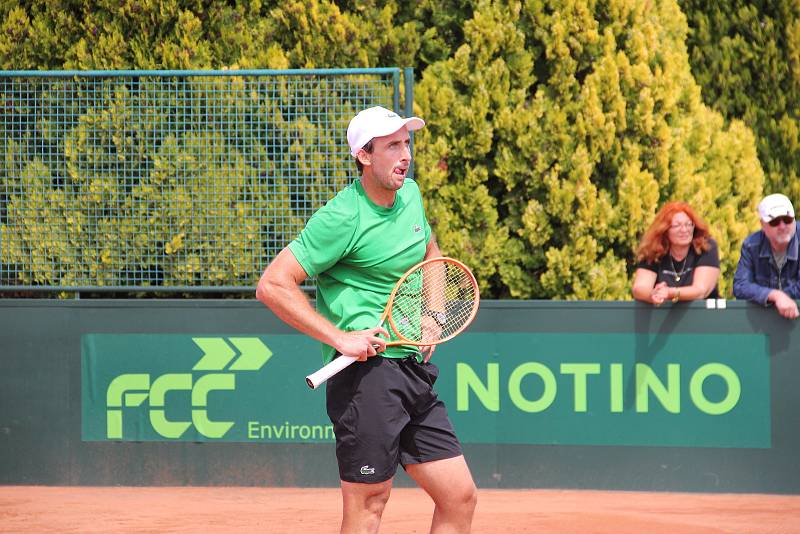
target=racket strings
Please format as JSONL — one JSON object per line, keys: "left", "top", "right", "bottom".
{"left": 389, "top": 261, "right": 478, "bottom": 344}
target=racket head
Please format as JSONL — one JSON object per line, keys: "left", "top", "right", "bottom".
{"left": 385, "top": 257, "right": 479, "bottom": 346}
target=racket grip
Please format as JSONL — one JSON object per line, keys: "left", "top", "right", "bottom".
{"left": 305, "top": 354, "right": 358, "bottom": 389}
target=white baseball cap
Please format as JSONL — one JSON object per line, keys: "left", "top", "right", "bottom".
{"left": 346, "top": 106, "right": 425, "bottom": 157}
{"left": 758, "top": 193, "right": 795, "bottom": 222}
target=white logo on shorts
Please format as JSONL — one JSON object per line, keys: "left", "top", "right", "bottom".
{"left": 360, "top": 465, "right": 375, "bottom": 475}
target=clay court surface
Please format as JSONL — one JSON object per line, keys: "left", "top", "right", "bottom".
{"left": 2, "top": 486, "right": 800, "bottom": 533}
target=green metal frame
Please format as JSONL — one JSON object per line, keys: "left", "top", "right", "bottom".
{"left": 0, "top": 68, "right": 413, "bottom": 293}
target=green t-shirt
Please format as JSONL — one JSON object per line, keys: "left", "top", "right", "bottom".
{"left": 288, "top": 178, "right": 431, "bottom": 364}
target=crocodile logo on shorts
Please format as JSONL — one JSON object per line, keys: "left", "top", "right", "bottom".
{"left": 360, "top": 465, "right": 376, "bottom": 475}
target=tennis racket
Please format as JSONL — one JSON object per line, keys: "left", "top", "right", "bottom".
{"left": 305, "top": 256, "right": 480, "bottom": 389}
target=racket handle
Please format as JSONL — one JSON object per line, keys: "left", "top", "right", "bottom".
{"left": 305, "top": 354, "right": 358, "bottom": 389}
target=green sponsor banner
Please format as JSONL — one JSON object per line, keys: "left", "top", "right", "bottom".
{"left": 82, "top": 334, "right": 332, "bottom": 442}
{"left": 437, "top": 333, "right": 771, "bottom": 448}
{"left": 82, "top": 332, "right": 770, "bottom": 447}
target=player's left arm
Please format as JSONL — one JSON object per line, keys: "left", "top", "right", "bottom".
{"left": 420, "top": 233, "right": 444, "bottom": 361}
{"left": 425, "top": 233, "right": 442, "bottom": 260}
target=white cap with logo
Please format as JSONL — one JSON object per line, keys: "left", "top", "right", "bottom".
{"left": 758, "top": 193, "right": 795, "bottom": 222}
{"left": 346, "top": 106, "right": 425, "bottom": 157}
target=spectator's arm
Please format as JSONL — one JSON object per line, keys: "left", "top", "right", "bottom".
{"left": 732, "top": 243, "right": 773, "bottom": 306}
{"left": 766, "top": 289, "right": 800, "bottom": 319}
{"left": 666, "top": 266, "right": 720, "bottom": 301}
{"left": 778, "top": 278, "right": 800, "bottom": 300}
{"left": 632, "top": 268, "right": 664, "bottom": 305}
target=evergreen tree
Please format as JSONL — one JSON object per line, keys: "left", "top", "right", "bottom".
{"left": 0, "top": 0, "right": 766, "bottom": 298}
{"left": 0, "top": 1, "right": 408, "bottom": 288}
{"left": 680, "top": 0, "right": 800, "bottom": 202}
{"left": 414, "top": 0, "right": 762, "bottom": 298}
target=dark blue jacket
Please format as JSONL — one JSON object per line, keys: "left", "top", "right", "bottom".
{"left": 733, "top": 223, "right": 800, "bottom": 305}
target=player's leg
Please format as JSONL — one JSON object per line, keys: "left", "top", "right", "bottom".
{"left": 327, "top": 358, "right": 408, "bottom": 533}
{"left": 406, "top": 455, "right": 477, "bottom": 534}
{"left": 340, "top": 479, "right": 394, "bottom": 534}
{"left": 398, "top": 359, "right": 477, "bottom": 533}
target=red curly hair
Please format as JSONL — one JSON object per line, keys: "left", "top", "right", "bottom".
{"left": 636, "top": 201, "right": 712, "bottom": 264}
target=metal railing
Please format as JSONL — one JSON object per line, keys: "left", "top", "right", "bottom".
{"left": 0, "top": 68, "right": 413, "bottom": 293}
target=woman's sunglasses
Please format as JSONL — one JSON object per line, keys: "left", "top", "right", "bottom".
{"left": 768, "top": 215, "right": 794, "bottom": 227}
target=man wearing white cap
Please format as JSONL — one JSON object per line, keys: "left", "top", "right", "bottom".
{"left": 257, "top": 106, "right": 476, "bottom": 532}
{"left": 733, "top": 193, "right": 800, "bottom": 318}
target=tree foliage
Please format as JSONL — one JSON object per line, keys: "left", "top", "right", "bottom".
{"left": 413, "top": 0, "right": 762, "bottom": 299}
{"left": 680, "top": 0, "right": 800, "bottom": 201}
{"left": 0, "top": 76, "right": 316, "bottom": 288}
{"left": 0, "top": 0, "right": 766, "bottom": 298}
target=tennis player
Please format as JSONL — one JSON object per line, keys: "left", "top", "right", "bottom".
{"left": 256, "top": 106, "right": 476, "bottom": 534}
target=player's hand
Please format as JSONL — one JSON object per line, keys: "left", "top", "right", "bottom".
{"left": 420, "top": 344, "right": 436, "bottom": 363}
{"left": 770, "top": 290, "right": 799, "bottom": 319}
{"left": 335, "top": 327, "right": 389, "bottom": 361}
{"left": 420, "top": 315, "right": 442, "bottom": 362}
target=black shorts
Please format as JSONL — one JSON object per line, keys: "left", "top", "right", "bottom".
{"left": 325, "top": 355, "right": 463, "bottom": 483}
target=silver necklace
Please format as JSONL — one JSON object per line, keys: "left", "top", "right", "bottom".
{"left": 670, "top": 254, "right": 688, "bottom": 282}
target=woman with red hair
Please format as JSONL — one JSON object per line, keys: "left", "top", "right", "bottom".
{"left": 632, "top": 202, "right": 721, "bottom": 305}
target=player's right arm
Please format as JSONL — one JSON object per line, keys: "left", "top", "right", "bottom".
{"left": 256, "top": 248, "right": 388, "bottom": 360}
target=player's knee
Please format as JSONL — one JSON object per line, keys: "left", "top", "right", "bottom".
{"left": 462, "top": 483, "right": 478, "bottom": 512}
{"left": 347, "top": 484, "right": 391, "bottom": 517}
{"left": 365, "top": 488, "right": 391, "bottom": 515}
{"left": 443, "top": 482, "right": 477, "bottom": 514}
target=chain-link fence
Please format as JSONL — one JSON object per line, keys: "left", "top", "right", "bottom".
{"left": 0, "top": 68, "right": 413, "bottom": 293}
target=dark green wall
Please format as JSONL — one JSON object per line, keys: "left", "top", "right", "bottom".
{"left": 1, "top": 299, "right": 798, "bottom": 493}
